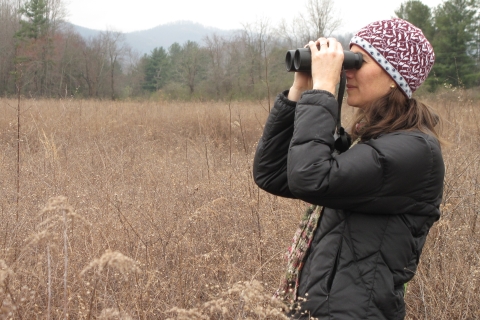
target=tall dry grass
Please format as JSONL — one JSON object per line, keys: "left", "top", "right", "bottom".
{"left": 0, "top": 90, "right": 477, "bottom": 319}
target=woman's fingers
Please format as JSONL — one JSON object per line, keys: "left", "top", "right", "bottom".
{"left": 308, "top": 40, "right": 317, "bottom": 52}
{"left": 309, "top": 37, "right": 344, "bottom": 94}
{"left": 312, "top": 37, "right": 344, "bottom": 53}
{"left": 317, "top": 37, "right": 328, "bottom": 49}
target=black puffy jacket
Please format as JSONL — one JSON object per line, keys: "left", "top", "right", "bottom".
{"left": 253, "top": 90, "right": 444, "bottom": 320}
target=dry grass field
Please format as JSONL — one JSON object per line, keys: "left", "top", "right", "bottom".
{"left": 0, "top": 89, "right": 478, "bottom": 319}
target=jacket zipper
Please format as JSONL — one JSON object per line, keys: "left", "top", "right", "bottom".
{"left": 326, "top": 236, "right": 343, "bottom": 300}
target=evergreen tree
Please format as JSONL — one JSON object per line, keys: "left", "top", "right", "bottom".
{"left": 14, "top": 0, "right": 61, "bottom": 96}
{"left": 142, "top": 47, "right": 171, "bottom": 92}
{"left": 168, "top": 42, "right": 182, "bottom": 83}
{"left": 395, "top": 0, "right": 435, "bottom": 41}
{"left": 16, "top": 0, "right": 49, "bottom": 40}
{"left": 431, "top": 0, "right": 479, "bottom": 88}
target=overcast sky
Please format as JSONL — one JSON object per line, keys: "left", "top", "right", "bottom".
{"left": 66, "top": 0, "right": 445, "bottom": 34}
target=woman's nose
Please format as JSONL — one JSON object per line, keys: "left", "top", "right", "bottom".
{"left": 345, "top": 69, "right": 355, "bottom": 79}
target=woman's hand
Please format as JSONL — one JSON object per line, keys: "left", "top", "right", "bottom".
{"left": 309, "top": 37, "right": 344, "bottom": 95}
{"left": 288, "top": 71, "right": 313, "bottom": 101}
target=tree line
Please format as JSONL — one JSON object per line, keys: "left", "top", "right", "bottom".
{"left": 0, "top": 0, "right": 478, "bottom": 101}
{"left": 396, "top": 0, "right": 480, "bottom": 90}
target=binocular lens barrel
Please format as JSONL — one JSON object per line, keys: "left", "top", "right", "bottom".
{"left": 285, "top": 48, "right": 363, "bottom": 72}
{"left": 285, "top": 50, "right": 296, "bottom": 72}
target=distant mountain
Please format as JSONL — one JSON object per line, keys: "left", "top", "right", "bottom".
{"left": 68, "top": 23, "right": 102, "bottom": 40}
{"left": 69, "top": 21, "right": 237, "bottom": 56}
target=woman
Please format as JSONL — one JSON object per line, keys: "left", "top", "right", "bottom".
{"left": 253, "top": 18, "right": 445, "bottom": 319}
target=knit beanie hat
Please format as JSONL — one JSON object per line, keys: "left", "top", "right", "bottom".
{"left": 350, "top": 18, "right": 435, "bottom": 98}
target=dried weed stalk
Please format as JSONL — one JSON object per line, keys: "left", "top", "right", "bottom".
{"left": 0, "top": 96, "right": 477, "bottom": 319}
{"left": 168, "top": 280, "right": 288, "bottom": 320}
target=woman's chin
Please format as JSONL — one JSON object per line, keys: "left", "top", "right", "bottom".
{"left": 347, "top": 98, "right": 366, "bottom": 109}
{"left": 346, "top": 98, "right": 358, "bottom": 108}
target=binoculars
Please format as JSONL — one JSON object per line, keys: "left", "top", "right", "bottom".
{"left": 285, "top": 48, "right": 363, "bottom": 72}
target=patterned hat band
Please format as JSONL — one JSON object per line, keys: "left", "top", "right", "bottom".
{"left": 351, "top": 35, "right": 413, "bottom": 98}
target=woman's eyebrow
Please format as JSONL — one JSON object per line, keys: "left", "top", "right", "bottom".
{"left": 351, "top": 47, "right": 369, "bottom": 60}
{"left": 358, "top": 52, "right": 370, "bottom": 62}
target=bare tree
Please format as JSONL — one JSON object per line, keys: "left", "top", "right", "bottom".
{"left": 274, "top": 0, "right": 342, "bottom": 47}
{"left": 55, "top": 28, "right": 85, "bottom": 97}
{"left": 45, "top": 0, "right": 65, "bottom": 30}
{"left": 171, "top": 40, "right": 207, "bottom": 96}
{"left": 0, "top": 0, "right": 20, "bottom": 94}
{"left": 240, "top": 18, "right": 275, "bottom": 102}
{"left": 302, "top": 0, "right": 342, "bottom": 39}
{"left": 101, "top": 29, "right": 128, "bottom": 100}
{"left": 275, "top": 18, "right": 305, "bottom": 49}
{"left": 121, "top": 48, "right": 144, "bottom": 97}
{"left": 204, "top": 33, "right": 228, "bottom": 99}
{"left": 240, "top": 19, "right": 273, "bottom": 88}
{"left": 81, "top": 35, "right": 107, "bottom": 97}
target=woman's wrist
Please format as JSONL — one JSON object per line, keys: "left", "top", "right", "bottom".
{"left": 288, "top": 86, "right": 308, "bottom": 101}
{"left": 312, "top": 83, "right": 336, "bottom": 96}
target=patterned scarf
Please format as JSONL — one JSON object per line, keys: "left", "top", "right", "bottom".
{"left": 273, "top": 204, "right": 322, "bottom": 308}
{"left": 273, "top": 139, "right": 360, "bottom": 309}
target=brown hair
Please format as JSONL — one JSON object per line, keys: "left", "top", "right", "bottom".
{"left": 349, "top": 87, "right": 445, "bottom": 145}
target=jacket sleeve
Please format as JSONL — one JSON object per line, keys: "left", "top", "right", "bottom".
{"left": 253, "top": 90, "right": 297, "bottom": 198}
{"left": 287, "top": 90, "right": 443, "bottom": 216}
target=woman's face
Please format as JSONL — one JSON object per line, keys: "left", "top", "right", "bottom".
{"left": 345, "top": 45, "right": 394, "bottom": 109}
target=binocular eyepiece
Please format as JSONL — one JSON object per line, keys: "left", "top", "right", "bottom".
{"left": 285, "top": 48, "right": 363, "bottom": 72}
